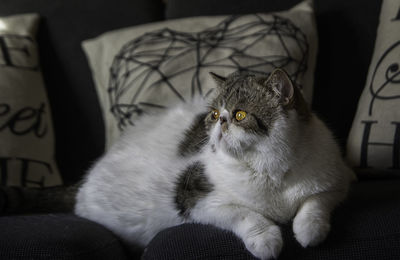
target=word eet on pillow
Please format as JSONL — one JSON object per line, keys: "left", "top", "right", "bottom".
{"left": 0, "top": 103, "right": 47, "bottom": 138}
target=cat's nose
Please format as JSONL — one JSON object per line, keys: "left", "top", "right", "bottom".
{"left": 219, "top": 115, "right": 227, "bottom": 125}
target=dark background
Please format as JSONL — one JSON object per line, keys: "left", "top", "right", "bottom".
{"left": 0, "top": 0, "right": 381, "bottom": 184}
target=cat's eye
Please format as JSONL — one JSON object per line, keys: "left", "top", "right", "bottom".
{"left": 212, "top": 109, "right": 220, "bottom": 120}
{"left": 235, "top": 111, "right": 247, "bottom": 121}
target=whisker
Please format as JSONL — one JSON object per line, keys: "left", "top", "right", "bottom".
{"left": 184, "top": 171, "right": 192, "bottom": 191}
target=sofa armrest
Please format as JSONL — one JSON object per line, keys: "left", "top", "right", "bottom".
{"left": 0, "top": 214, "right": 135, "bottom": 260}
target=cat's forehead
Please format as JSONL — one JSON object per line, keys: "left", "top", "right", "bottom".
{"left": 212, "top": 72, "right": 276, "bottom": 109}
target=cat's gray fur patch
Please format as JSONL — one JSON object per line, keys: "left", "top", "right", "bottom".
{"left": 178, "top": 112, "right": 209, "bottom": 157}
{"left": 175, "top": 162, "right": 213, "bottom": 218}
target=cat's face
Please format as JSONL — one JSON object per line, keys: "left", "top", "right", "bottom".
{"left": 205, "top": 69, "right": 308, "bottom": 156}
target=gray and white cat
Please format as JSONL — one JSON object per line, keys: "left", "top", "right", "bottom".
{"left": 75, "top": 69, "right": 355, "bottom": 260}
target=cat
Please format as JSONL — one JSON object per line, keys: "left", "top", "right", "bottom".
{"left": 74, "top": 68, "right": 355, "bottom": 260}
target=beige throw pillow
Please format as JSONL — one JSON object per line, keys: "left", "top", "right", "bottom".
{"left": 0, "top": 14, "right": 62, "bottom": 187}
{"left": 347, "top": 0, "right": 400, "bottom": 174}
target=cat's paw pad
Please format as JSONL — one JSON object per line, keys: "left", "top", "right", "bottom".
{"left": 243, "top": 225, "right": 282, "bottom": 260}
{"left": 293, "top": 213, "right": 330, "bottom": 248}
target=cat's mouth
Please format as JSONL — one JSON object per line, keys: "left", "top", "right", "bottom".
{"left": 218, "top": 125, "right": 229, "bottom": 141}
{"left": 218, "top": 132, "right": 228, "bottom": 148}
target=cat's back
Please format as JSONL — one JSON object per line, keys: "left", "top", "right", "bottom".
{"left": 75, "top": 100, "right": 208, "bottom": 244}
{"left": 80, "top": 99, "right": 208, "bottom": 191}
{"left": 103, "top": 99, "right": 207, "bottom": 166}
{"left": 284, "top": 114, "right": 355, "bottom": 192}
{"left": 121, "top": 100, "right": 206, "bottom": 151}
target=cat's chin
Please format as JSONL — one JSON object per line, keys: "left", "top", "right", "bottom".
{"left": 214, "top": 129, "right": 227, "bottom": 145}
{"left": 212, "top": 131, "right": 243, "bottom": 156}
{"left": 215, "top": 136, "right": 227, "bottom": 150}
{"left": 211, "top": 136, "right": 229, "bottom": 154}
{"left": 217, "top": 138, "right": 243, "bottom": 157}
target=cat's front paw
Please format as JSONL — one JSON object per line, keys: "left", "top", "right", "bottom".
{"left": 243, "top": 225, "right": 282, "bottom": 260}
{"left": 293, "top": 212, "right": 330, "bottom": 248}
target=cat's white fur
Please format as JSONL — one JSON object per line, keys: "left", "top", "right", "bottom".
{"left": 76, "top": 84, "right": 354, "bottom": 260}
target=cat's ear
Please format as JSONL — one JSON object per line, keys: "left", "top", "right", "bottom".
{"left": 265, "top": 68, "right": 294, "bottom": 105}
{"left": 209, "top": 72, "right": 227, "bottom": 87}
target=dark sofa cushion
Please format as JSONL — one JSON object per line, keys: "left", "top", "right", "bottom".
{"left": 0, "top": 0, "right": 165, "bottom": 184}
{"left": 166, "top": 0, "right": 302, "bottom": 18}
{"left": 0, "top": 214, "right": 132, "bottom": 260}
{"left": 143, "top": 178, "right": 400, "bottom": 259}
{"left": 166, "top": 0, "right": 382, "bottom": 150}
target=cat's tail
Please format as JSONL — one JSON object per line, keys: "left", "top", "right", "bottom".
{"left": 0, "top": 183, "right": 79, "bottom": 215}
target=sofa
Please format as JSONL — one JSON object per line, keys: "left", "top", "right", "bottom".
{"left": 1, "top": 0, "right": 399, "bottom": 259}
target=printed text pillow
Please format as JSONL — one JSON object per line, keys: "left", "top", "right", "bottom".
{"left": 83, "top": 0, "right": 318, "bottom": 148}
{"left": 0, "top": 14, "right": 62, "bottom": 187}
{"left": 347, "top": 0, "right": 400, "bottom": 176}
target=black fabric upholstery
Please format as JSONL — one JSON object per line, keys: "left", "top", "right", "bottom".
{"left": 0, "top": 0, "right": 165, "bottom": 184}
{"left": 143, "top": 179, "right": 400, "bottom": 260}
{"left": 143, "top": 223, "right": 257, "bottom": 259}
{"left": 312, "top": 0, "right": 381, "bottom": 149}
{"left": 166, "top": 0, "right": 302, "bottom": 17}
{"left": 166, "top": 0, "right": 381, "bottom": 150}
{"left": 0, "top": 214, "right": 130, "bottom": 260}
